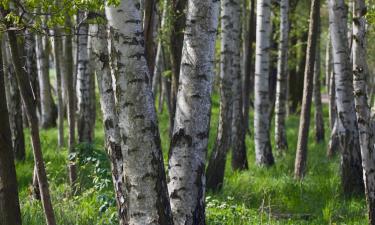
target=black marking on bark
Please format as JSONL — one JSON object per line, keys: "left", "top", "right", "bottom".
{"left": 104, "top": 119, "right": 114, "bottom": 130}
{"left": 170, "top": 129, "right": 193, "bottom": 149}
{"left": 196, "top": 131, "right": 208, "bottom": 140}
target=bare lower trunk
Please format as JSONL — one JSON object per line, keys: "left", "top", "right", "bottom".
{"left": 352, "top": 0, "right": 375, "bottom": 222}
{"left": 328, "top": 0, "right": 364, "bottom": 195}
{"left": 231, "top": 0, "right": 248, "bottom": 170}
{"left": 206, "top": 0, "right": 240, "bottom": 191}
{"left": 275, "top": 0, "right": 289, "bottom": 152}
{"left": 168, "top": 0, "right": 219, "bottom": 224}
{"left": 6, "top": 26, "right": 57, "bottom": 225}
{"left": 254, "top": 0, "right": 274, "bottom": 165}
{"left": 2, "top": 39, "right": 25, "bottom": 161}
{"left": 313, "top": 23, "right": 325, "bottom": 143}
{"left": 294, "top": 0, "right": 320, "bottom": 179}
{"left": 89, "top": 23, "right": 127, "bottom": 225}
{"left": 105, "top": 0, "right": 174, "bottom": 224}
{"left": 0, "top": 37, "right": 22, "bottom": 225}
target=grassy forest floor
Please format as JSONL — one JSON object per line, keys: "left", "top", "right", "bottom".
{"left": 16, "top": 93, "right": 368, "bottom": 225}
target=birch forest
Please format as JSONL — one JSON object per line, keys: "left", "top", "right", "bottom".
{"left": 4, "top": 0, "right": 375, "bottom": 224}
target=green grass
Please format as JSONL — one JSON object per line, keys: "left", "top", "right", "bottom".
{"left": 16, "top": 92, "right": 367, "bottom": 224}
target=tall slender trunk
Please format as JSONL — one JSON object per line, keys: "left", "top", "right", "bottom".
{"left": 169, "top": 0, "right": 187, "bottom": 136}
{"left": 105, "top": 0, "right": 173, "bottom": 224}
{"left": 25, "top": 30, "right": 41, "bottom": 118}
{"left": 242, "top": 0, "right": 256, "bottom": 136}
{"left": 254, "top": 0, "right": 274, "bottom": 165}
{"left": 206, "top": 0, "right": 240, "bottom": 191}
{"left": 294, "top": 0, "right": 320, "bottom": 179}
{"left": 89, "top": 23, "right": 127, "bottom": 225}
{"left": 352, "top": 0, "right": 375, "bottom": 222}
{"left": 313, "top": 22, "right": 325, "bottom": 143}
{"left": 328, "top": 0, "right": 364, "bottom": 195}
{"left": 53, "top": 26, "right": 65, "bottom": 147}
{"left": 63, "top": 16, "right": 78, "bottom": 192}
{"left": 36, "top": 21, "right": 57, "bottom": 128}
{"left": 275, "top": 0, "right": 289, "bottom": 152}
{"left": 231, "top": 0, "right": 248, "bottom": 171}
{"left": 2, "top": 38, "right": 25, "bottom": 161}
{"left": 5, "top": 26, "right": 57, "bottom": 225}
{"left": 77, "top": 11, "right": 95, "bottom": 143}
{"left": 325, "top": 33, "right": 332, "bottom": 88}
{"left": 168, "top": 0, "right": 219, "bottom": 224}
{"left": 0, "top": 41, "right": 22, "bottom": 225}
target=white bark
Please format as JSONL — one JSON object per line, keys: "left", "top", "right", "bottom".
{"left": 36, "top": 28, "right": 56, "bottom": 128}
{"left": 206, "top": 0, "right": 240, "bottom": 190}
{"left": 89, "top": 23, "right": 127, "bottom": 225}
{"left": 167, "top": 0, "right": 219, "bottom": 224}
{"left": 352, "top": 0, "right": 375, "bottom": 222}
{"left": 328, "top": 0, "right": 364, "bottom": 193}
{"left": 254, "top": 0, "right": 274, "bottom": 165}
{"left": 77, "top": 11, "right": 95, "bottom": 143}
{"left": 275, "top": 0, "right": 289, "bottom": 151}
{"left": 105, "top": 0, "right": 173, "bottom": 224}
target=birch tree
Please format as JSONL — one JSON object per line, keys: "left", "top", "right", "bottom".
{"left": 206, "top": 0, "right": 240, "bottom": 191}
{"left": 77, "top": 11, "right": 95, "bottom": 143}
{"left": 254, "top": 0, "right": 274, "bottom": 165}
{"left": 352, "top": 0, "right": 375, "bottom": 221}
{"left": 328, "top": 0, "right": 364, "bottom": 194}
{"left": 89, "top": 22, "right": 127, "bottom": 224}
{"left": 168, "top": 0, "right": 219, "bottom": 223}
{"left": 313, "top": 23, "right": 325, "bottom": 143}
{"left": 2, "top": 38, "right": 25, "bottom": 161}
{"left": 63, "top": 16, "right": 78, "bottom": 191}
{"left": 0, "top": 37, "right": 22, "bottom": 225}
{"left": 105, "top": 0, "right": 173, "bottom": 224}
{"left": 275, "top": 0, "right": 289, "bottom": 151}
{"left": 294, "top": 0, "right": 320, "bottom": 179}
{"left": 36, "top": 22, "right": 56, "bottom": 129}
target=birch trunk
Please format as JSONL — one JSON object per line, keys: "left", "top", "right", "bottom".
{"left": 328, "top": 0, "right": 364, "bottom": 194}
{"left": 168, "top": 0, "right": 219, "bottom": 224}
{"left": 169, "top": 0, "right": 187, "bottom": 136}
{"left": 206, "top": 0, "right": 240, "bottom": 191}
{"left": 313, "top": 20, "right": 325, "bottom": 143}
{"left": 89, "top": 23, "right": 127, "bottom": 225}
{"left": 2, "top": 39, "right": 25, "bottom": 161}
{"left": 144, "top": 0, "right": 158, "bottom": 77}
{"left": 36, "top": 24, "right": 56, "bottom": 128}
{"left": 241, "top": 0, "right": 256, "bottom": 137}
{"left": 254, "top": 0, "right": 274, "bottom": 165}
{"left": 231, "top": 0, "right": 248, "bottom": 171}
{"left": 63, "top": 16, "right": 78, "bottom": 192}
{"left": 352, "top": 0, "right": 375, "bottom": 222}
{"left": 77, "top": 11, "right": 95, "bottom": 143}
{"left": 5, "top": 27, "right": 57, "bottom": 225}
{"left": 53, "top": 27, "right": 65, "bottom": 147}
{"left": 325, "top": 33, "right": 332, "bottom": 88}
{"left": 294, "top": 0, "right": 320, "bottom": 179}
{"left": 0, "top": 41, "right": 22, "bottom": 225}
{"left": 105, "top": 0, "right": 173, "bottom": 224}
{"left": 25, "top": 30, "right": 41, "bottom": 118}
{"left": 275, "top": 0, "right": 289, "bottom": 151}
